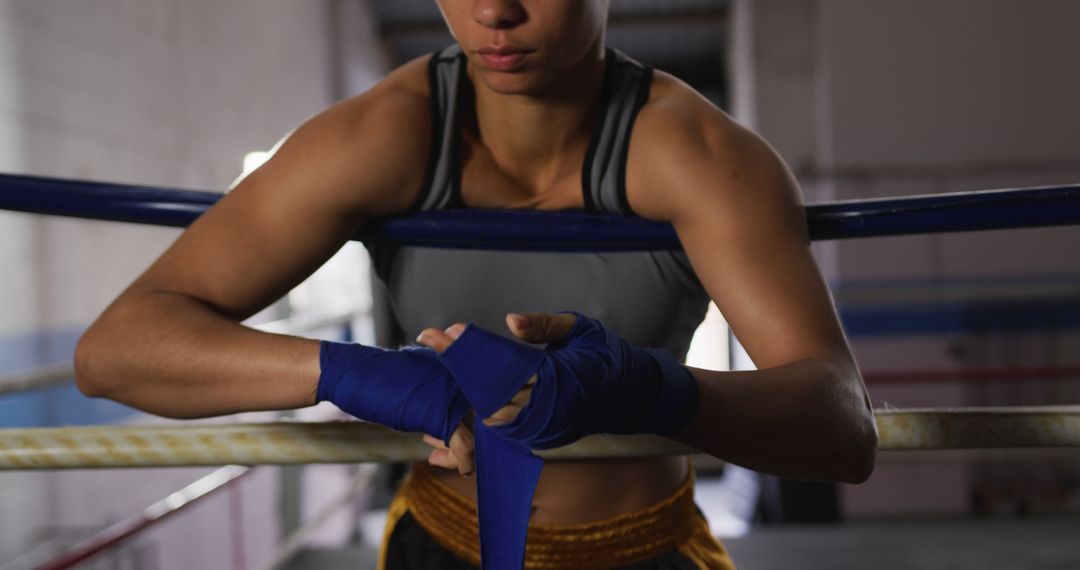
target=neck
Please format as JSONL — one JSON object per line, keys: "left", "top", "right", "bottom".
{"left": 467, "top": 45, "right": 607, "bottom": 191}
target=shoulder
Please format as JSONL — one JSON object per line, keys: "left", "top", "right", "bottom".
{"left": 626, "top": 71, "right": 802, "bottom": 224}
{"left": 259, "top": 55, "right": 436, "bottom": 216}
{"left": 299, "top": 54, "right": 432, "bottom": 157}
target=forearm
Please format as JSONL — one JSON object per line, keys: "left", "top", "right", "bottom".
{"left": 75, "top": 289, "right": 320, "bottom": 418}
{"left": 670, "top": 358, "right": 877, "bottom": 483}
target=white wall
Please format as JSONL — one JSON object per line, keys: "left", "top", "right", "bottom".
{"left": 827, "top": 0, "right": 1080, "bottom": 519}
{"left": 0, "top": 0, "right": 337, "bottom": 334}
{"left": 731, "top": 0, "right": 1080, "bottom": 520}
{"left": 820, "top": 0, "right": 1080, "bottom": 170}
{"left": 0, "top": 0, "right": 389, "bottom": 566}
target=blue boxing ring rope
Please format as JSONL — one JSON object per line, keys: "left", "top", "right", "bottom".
{"left": 1, "top": 172, "right": 1079, "bottom": 250}
{"left": 2, "top": 171, "right": 1080, "bottom": 569}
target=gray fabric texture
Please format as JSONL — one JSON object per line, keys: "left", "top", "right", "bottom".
{"left": 417, "top": 45, "right": 465, "bottom": 211}
{"left": 367, "top": 45, "right": 709, "bottom": 359}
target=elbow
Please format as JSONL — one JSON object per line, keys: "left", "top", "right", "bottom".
{"left": 842, "top": 436, "right": 877, "bottom": 485}
{"left": 74, "top": 295, "right": 146, "bottom": 400}
{"left": 840, "top": 412, "right": 878, "bottom": 484}
{"left": 74, "top": 327, "right": 118, "bottom": 399}
{"left": 819, "top": 361, "right": 878, "bottom": 484}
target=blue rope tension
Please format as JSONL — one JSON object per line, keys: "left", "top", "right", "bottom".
{"left": 1, "top": 172, "right": 1078, "bottom": 251}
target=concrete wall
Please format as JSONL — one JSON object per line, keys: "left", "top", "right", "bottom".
{"left": 0, "top": 0, "right": 336, "bottom": 334}
{"left": 820, "top": 0, "right": 1080, "bottom": 171}
{"left": 821, "top": 0, "right": 1080, "bottom": 519}
{"left": 732, "top": 0, "right": 1080, "bottom": 519}
{"left": 0, "top": 0, "right": 387, "bottom": 566}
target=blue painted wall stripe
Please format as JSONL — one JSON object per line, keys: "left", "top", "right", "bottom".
{"left": 839, "top": 299, "right": 1080, "bottom": 337}
{"left": 0, "top": 329, "right": 138, "bottom": 428}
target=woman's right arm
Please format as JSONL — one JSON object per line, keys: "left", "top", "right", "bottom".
{"left": 74, "top": 68, "right": 432, "bottom": 419}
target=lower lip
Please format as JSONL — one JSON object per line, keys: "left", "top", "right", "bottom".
{"left": 479, "top": 52, "right": 529, "bottom": 71}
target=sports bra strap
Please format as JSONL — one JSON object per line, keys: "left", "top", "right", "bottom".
{"left": 418, "top": 45, "right": 654, "bottom": 216}
{"left": 582, "top": 49, "right": 654, "bottom": 216}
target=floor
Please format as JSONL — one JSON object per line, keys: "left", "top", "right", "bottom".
{"left": 721, "top": 516, "right": 1080, "bottom": 570}
{"left": 285, "top": 516, "right": 1080, "bottom": 569}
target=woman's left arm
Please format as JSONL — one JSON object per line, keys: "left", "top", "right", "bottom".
{"left": 627, "top": 88, "right": 877, "bottom": 484}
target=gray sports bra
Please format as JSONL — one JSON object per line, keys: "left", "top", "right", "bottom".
{"left": 367, "top": 45, "right": 709, "bottom": 359}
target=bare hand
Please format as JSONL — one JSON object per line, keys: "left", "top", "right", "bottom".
{"left": 416, "top": 324, "right": 475, "bottom": 475}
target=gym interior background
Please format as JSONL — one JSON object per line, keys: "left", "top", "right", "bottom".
{"left": 0, "top": 0, "right": 1078, "bottom": 568}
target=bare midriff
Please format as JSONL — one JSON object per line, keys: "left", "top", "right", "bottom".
{"left": 421, "top": 455, "right": 689, "bottom": 525}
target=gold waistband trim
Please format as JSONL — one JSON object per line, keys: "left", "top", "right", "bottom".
{"left": 399, "top": 465, "right": 699, "bottom": 569}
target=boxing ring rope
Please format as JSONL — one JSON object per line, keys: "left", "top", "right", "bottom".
{"left": 0, "top": 364, "right": 76, "bottom": 396}
{"left": 0, "top": 173, "right": 1077, "bottom": 568}
{"left": 0, "top": 173, "right": 1078, "bottom": 467}
{"left": 1, "top": 173, "right": 1079, "bottom": 251}
{"left": 28, "top": 465, "right": 252, "bottom": 570}
{"left": 0, "top": 407, "right": 1077, "bottom": 470}
{"left": 0, "top": 311, "right": 361, "bottom": 568}
{"left": 257, "top": 466, "right": 377, "bottom": 570}
{"left": 25, "top": 465, "right": 377, "bottom": 570}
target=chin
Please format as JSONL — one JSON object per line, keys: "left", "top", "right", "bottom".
{"left": 475, "top": 71, "right": 552, "bottom": 96}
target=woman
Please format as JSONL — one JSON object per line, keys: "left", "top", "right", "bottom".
{"left": 75, "top": 1, "right": 877, "bottom": 568}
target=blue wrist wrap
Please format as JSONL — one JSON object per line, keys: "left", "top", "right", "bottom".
{"left": 317, "top": 342, "right": 469, "bottom": 445}
{"left": 439, "top": 313, "right": 699, "bottom": 568}
{"left": 439, "top": 328, "right": 546, "bottom": 568}
{"left": 443, "top": 313, "right": 699, "bottom": 448}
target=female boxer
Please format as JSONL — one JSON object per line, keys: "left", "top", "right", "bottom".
{"left": 76, "top": 1, "right": 876, "bottom": 567}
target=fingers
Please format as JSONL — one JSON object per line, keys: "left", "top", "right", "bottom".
{"left": 482, "top": 376, "right": 535, "bottom": 427}
{"left": 422, "top": 423, "right": 475, "bottom": 476}
{"left": 419, "top": 319, "right": 549, "bottom": 464}
{"left": 511, "top": 378, "right": 536, "bottom": 403}
{"left": 417, "top": 323, "right": 467, "bottom": 354}
{"left": 422, "top": 433, "right": 456, "bottom": 470}
{"left": 447, "top": 422, "right": 475, "bottom": 476}
{"left": 427, "top": 447, "right": 457, "bottom": 470}
{"left": 506, "top": 312, "right": 577, "bottom": 344}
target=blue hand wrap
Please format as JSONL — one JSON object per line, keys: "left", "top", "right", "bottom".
{"left": 317, "top": 342, "right": 469, "bottom": 445}
{"left": 440, "top": 328, "right": 545, "bottom": 568}
{"left": 443, "top": 312, "right": 699, "bottom": 448}
{"left": 440, "top": 313, "right": 699, "bottom": 568}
